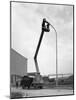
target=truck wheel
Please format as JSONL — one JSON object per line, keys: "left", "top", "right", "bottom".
{"left": 39, "top": 86, "right": 43, "bottom": 89}
{"left": 28, "top": 86, "right": 30, "bottom": 89}
{"left": 22, "top": 85, "right": 25, "bottom": 89}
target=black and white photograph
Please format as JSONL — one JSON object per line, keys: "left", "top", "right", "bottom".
{"left": 10, "top": 1, "right": 74, "bottom": 99}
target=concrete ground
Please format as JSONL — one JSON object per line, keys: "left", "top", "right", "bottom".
{"left": 11, "top": 87, "right": 74, "bottom": 98}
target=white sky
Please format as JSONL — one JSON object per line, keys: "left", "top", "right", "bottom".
{"left": 11, "top": 2, "right": 73, "bottom": 75}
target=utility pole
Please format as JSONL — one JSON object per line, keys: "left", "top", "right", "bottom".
{"left": 50, "top": 23, "right": 58, "bottom": 87}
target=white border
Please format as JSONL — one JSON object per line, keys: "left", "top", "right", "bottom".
{"left": 0, "top": 0, "right": 75, "bottom": 100}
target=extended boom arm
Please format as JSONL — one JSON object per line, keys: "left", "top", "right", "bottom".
{"left": 34, "top": 18, "right": 50, "bottom": 74}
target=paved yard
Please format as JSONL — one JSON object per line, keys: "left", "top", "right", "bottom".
{"left": 11, "top": 87, "right": 74, "bottom": 98}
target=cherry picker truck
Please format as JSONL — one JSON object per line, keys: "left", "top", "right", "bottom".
{"left": 20, "top": 18, "right": 50, "bottom": 89}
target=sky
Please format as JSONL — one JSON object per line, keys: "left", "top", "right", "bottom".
{"left": 11, "top": 2, "right": 73, "bottom": 75}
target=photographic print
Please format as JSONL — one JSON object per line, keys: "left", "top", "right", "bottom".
{"left": 10, "top": 1, "right": 74, "bottom": 99}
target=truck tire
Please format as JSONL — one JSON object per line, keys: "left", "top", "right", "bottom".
{"left": 22, "top": 85, "right": 25, "bottom": 89}
{"left": 39, "top": 86, "right": 43, "bottom": 89}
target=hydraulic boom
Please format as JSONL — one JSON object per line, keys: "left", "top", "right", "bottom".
{"left": 34, "top": 18, "right": 50, "bottom": 78}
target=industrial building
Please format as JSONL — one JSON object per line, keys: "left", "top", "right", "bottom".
{"left": 10, "top": 48, "right": 27, "bottom": 86}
